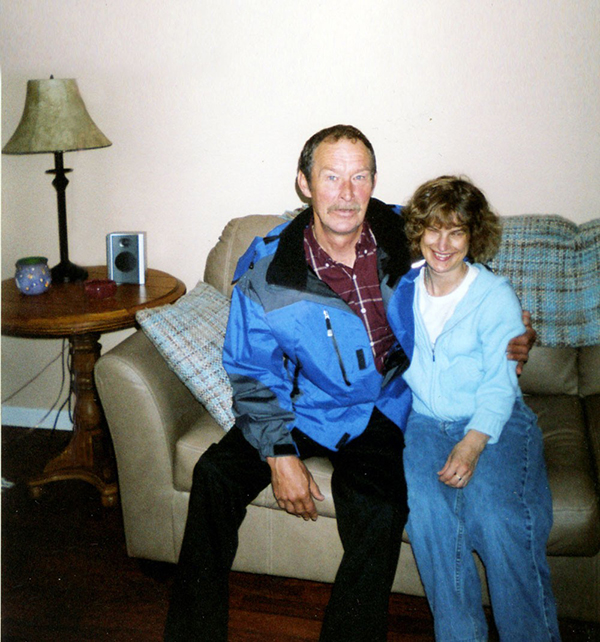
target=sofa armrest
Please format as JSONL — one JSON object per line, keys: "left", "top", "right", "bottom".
{"left": 96, "top": 329, "right": 203, "bottom": 470}
{"left": 95, "top": 330, "right": 205, "bottom": 558}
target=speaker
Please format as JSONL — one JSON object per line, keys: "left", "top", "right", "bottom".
{"left": 106, "top": 232, "right": 147, "bottom": 284}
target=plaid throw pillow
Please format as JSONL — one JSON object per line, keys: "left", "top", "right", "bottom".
{"left": 136, "top": 281, "right": 235, "bottom": 430}
{"left": 489, "top": 215, "right": 600, "bottom": 347}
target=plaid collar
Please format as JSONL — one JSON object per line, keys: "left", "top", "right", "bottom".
{"left": 304, "top": 219, "right": 377, "bottom": 274}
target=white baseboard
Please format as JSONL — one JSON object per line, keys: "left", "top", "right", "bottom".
{"left": 1, "top": 406, "right": 73, "bottom": 431}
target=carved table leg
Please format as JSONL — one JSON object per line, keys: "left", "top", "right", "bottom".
{"left": 28, "top": 332, "right": 119, "bottom": 507}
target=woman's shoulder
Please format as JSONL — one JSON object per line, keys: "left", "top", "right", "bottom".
{"left": 471, "top": 264, "right": 523, "bottom": 322}
{"left": 471, "top": 264, "right": 521, "bottom": 308}
{"left": 472, "top": 263, "right": 513, "bottom": 290}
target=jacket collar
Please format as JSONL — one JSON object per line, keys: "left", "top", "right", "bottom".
{"left": 266, "top": 198, "right": 411, "bottom": 291}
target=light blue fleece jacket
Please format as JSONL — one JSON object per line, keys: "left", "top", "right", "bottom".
{"left": 402, "top": 263, "right": 525, "bottom": 444}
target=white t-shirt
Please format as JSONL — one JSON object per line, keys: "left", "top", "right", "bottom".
{"left": 416, "top": 263, "right": 479, "bottom": 347}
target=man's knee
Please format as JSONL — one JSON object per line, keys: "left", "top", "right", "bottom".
{"left": 192, "top": 446, "right": 220, "bottom": 483}
{"left": 191, "top": 427, "right": 248, "bottom": 485}
{"left": 190, "top": 431, "right": 271, "bottom": 510}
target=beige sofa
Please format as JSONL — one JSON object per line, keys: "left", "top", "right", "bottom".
{"left": 95, "top": 212, "right": 600, "bottom": 623}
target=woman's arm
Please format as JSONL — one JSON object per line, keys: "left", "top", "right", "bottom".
{"left": 440, "top": 278, "right": 524, "bottom": 487}
{"left": 463, "top": 279, "right": 525, "bottom": 443}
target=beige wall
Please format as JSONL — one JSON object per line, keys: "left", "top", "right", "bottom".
{"left": 2, "top": 0, "right": 599, "bottom": 425}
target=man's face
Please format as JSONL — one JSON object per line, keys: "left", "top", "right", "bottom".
{"left": 298, "top": 138, "right": 376, "bottom": 239}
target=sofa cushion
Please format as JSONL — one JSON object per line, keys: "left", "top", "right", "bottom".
{"left": 174, "top": 417, "right": 338, "bottom": 518}
{"left": 136, "top": 281, "right": 235, "bottom": 430}
{"left": 489, "top": 215, "right": 600, "bottom": 347}
{"left": 526, "top": 395, "right": 600, "bottom": 556}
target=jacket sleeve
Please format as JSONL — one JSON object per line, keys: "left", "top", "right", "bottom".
{"left": 222, "top": 280, "right": 299, "bottom": 460}
{"left": 464, "top": 279, "right": 525, "bottom": 443}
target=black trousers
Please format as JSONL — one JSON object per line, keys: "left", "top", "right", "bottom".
{"left": 164, "top": 408, "right": 408, "bottom": 642}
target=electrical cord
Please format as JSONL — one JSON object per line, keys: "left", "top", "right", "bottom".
{"left": 1, "top": 343, "right": 65, "bottom": 403}
{"left": 2, "top": 339, "right": 73, "bottom": 433}
{"left": 2, "top": 341, "right": 74, "bottom": 488}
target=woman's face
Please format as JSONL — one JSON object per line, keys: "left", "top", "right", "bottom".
{"left": 420, "top": 218, "right": 470, "bottom": 277}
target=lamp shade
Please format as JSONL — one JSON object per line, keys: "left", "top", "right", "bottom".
{"left": 2, "top": 78, "right": 112, "bottom": 155}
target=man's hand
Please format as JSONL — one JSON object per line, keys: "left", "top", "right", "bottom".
{"left": 266, "top": 455, "right": 324, "bottom": 521}
{"left": 507, "top": 310, "right": 537, "bottom": 375}
{"left": 438, "top": 430, "right": 490, "bottom": 488}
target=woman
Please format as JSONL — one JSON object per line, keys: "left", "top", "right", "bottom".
{"left": 397, "top": 176, "right": 560, "bottom": 641}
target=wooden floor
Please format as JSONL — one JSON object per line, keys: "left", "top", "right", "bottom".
{"left": 2, "top": 426, "right": 598, "bottom": 642}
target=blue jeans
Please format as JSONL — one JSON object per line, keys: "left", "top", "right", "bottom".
{"left": 404, "top": 399, "right": 560, "bottom": 642}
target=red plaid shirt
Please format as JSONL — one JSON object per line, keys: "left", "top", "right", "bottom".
{"left": 304, "top": 220, "right": 395, "bottom": 373}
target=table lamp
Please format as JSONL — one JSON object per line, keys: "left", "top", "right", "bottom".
{"left": 2, "top": 77, "right": 112, "bottom": 283}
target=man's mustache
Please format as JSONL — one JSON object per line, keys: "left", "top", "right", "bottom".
{"left": 327, "top": 204, "right": 361, "bottom": 213}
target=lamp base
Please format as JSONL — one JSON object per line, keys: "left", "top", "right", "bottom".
{"left": 51, "top": 260, "right": 88, "bottom": 283}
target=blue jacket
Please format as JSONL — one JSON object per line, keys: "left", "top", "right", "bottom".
{"left": 222, "top": 199, "right": 415, "bottom": 460}
{"left": 399, "top": 263, "right": 525, "bottom": 444}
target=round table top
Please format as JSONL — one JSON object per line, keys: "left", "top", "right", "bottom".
{"left": 2, "top": 266, "right": 186, "bottom": 338}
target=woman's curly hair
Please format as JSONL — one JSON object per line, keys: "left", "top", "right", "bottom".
{"left": 403, "top": 175, "right": 502, "bottom": 263}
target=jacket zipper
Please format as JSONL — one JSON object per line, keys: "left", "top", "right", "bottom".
{"left": 323, "top": 310, "right": 351, "bottom": 386}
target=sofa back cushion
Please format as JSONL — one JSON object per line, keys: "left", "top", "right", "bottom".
{"left": 204, "top": 215, "right": 284, "bottom": 297}
{"left": 518, "top": 346, "right": 578, "bottom": 396}
{"left": 205, "top": 213, "right": 599, "bottom": 344}
{"left": 202, "top": 211, "right": 599, "bottom": 394}
{"left": 518, "top": 346, "right": 600, "bottom": 398}
{"left": 580, "top": 345, "right": 600, "bottom": 396}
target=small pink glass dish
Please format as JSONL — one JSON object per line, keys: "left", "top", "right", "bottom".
{"left": 84, "top": 279, "right": 117, "bottom": 299}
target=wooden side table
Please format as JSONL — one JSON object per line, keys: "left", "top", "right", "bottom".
{"left": 2, "top": 266, "right": 186, "bottom": 507}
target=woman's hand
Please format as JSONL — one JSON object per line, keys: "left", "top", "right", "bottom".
{"left": 438, "top": 430, "right": 490, "bottom": 488}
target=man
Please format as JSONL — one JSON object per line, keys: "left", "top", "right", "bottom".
{"left": 164, "top": 125, "right": 533, "bottom": 641}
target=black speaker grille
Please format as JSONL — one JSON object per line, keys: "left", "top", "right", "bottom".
{"left": 115, "top": 251, "right": 138, "bottom": 273}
